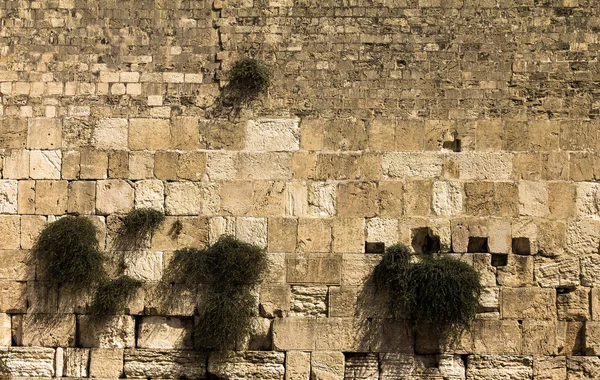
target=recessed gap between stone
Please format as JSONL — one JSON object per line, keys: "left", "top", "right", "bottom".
{"left": 512, "top": 237, "right": 531, "bottom": 255}
{"left": 467, "top": 237, "right": 489, "bottom": 253}
{"left": 411, "top": 227, "right": 440, "bottom": 254}
{"left": 490, "top": 253, "right": 508, "bottom": 267}
{"left": 365, "top": 242, "right": 385, "bottom": 254}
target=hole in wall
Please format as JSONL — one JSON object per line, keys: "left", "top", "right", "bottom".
{"left": 512, "top": 237, "right": 531, "bottom": 255}
{"left": 557, "top": 287, "right": 577, "bottom": 294}
{"left": 467, "top": 237, "right": 489, "bottom": 253}
{"left": 365, "top": 242, "right": 385, "bottom": 254}
{"left": 490, "top": 253, "right": 508, "bottom": 267}
{"left": 454, "top": 139, "right": 462, "bottom": 152}
{"left": 411, "top": 227, "right": 441, "bottom": 254}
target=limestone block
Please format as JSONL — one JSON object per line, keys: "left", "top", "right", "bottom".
{"left": 285, "top": 351, "right": 310, "bottom": 380}
{"left": 209, "top": 216, "right": 236, "bottom": 244}
{"left": 259, "top": 284, "right": 291, "bottom": 318}
{"left": 558, "top": 321, "right": 585, "bottom": 356}
{"left": 57, "top": 282, "right": 94, "bottom": 314}
{"left": 123, "top": 349, "right": 207, "bottom": 379}
{"left": 567, "top": 219, "right": 600, "bottom": 256}
{"left": 199, "top": 119, "right": 245, "bottom": 150}
{"left": 533, "top": 356, "right": 566, "bottom": 380}
{"left": 153, "top": 152, "right": 178, "bottom": 181}
{"left": 236, "top": 217, "right": 267, "bottom": 249}
{"left": 0, "top": 249, "right": 30, "bottom": 281}
{"left": 432, "top": 181, "right": 463, "bottom": 216}
{"left": 272, "top": 318, "right": 316, "bottom": 350}
{"left": 479, "top": 287, "right": 500, "bottom": 313}
{"left": 177, "top": 152, "right": 206, "bottom": 181}
{"left": 297, "top": 218, "right": 332, "bottom": 253}
{"left": 17, "top": 180, "right": 35, "bottom": 214}
{"left": 26, "top": 281, "right": 58, "bottom": 313}
{"left": 3, "top": 149, "right": 29, "bottom": 179}
{"left": 382, "top": 152, "right": 444, "bottom": 179}
{"left": 220, "top": 181, "right": 252, "bottom": 216}
{"left": 466, "top": 355, "right": 532, "bottom": 380}
{"left": 238, "top": 152, "right": 292, "bottom": 180}
{"left": 89, "top": 348, "right": 123, "bottom": 378}
{"left": 246, "top": 118, "right": 300, "bottom": 151}
{"left": 495, "top": 182, "right": 519, "bottom": 217}
{"left": 129, "top": 118, "right": 170, "bottom": 150}
{"left": 368, "top": 319, "right": 412, "bottom": 353}
{"left": 78, "top": 315, "right": 135, "bottom": 348}
{"left": 251, "top": 181, "right": 287, "bottom": 217}
{"left": 535, "top": 256, "right": 580, "bottom": 288}
{"left": 451, "top": 222, "right": 470, "bottom": 253}
{"left": 337, "top": 182, "right": 378, "bottom": 217}
{"left": 109, "top": 151, "right": 128, "bottom": 179}
{"left": 502, "top": 287, "right": 556, "bottom": 320}
{"left": 135, "top": 180, "right": 164, "bottom": 211}
{"left": 0, "top": 313, "right": 10, "bottom": 346}
{"left": 93, "top": 118, "right": 128, "bottom": 150}
{"left": 292, "top": 152, "right": 317, "bottom": 180}
{"left": 378, "top": 181, "right": 403, "bottom": 217}
{"left": 286, "top": 181, "right": 308, "bottom": 217}
{"left": 465, "top": 182, "right": 494, "bottom": 216}
{"left": 206, "top": 152, "right": 238, "bottom": 180}
{"left": 368, "top": 118, "right": 395, "bottom": 151}
{"left": 404, "top": 180, "right": 432, "bottom": 216}
{"left": 519, "top": 181, "right": 549, "bottom": 217}
{"left": 35, "top": 180, "right": 68, "bottom": 215}
{"left": 315, "top": 153, "right": 381, "bottom": 181}
{"left": 0, "top": 119, "right": 27, "bottom": 149}
{"left": 575, "top": 182, "right": 600, "bottom": 218}
{"left": 289, "top": 286, "right": 327, "bottom": 317}
{"left": 265, "top": 253, "right": 286, "bottom": 284}
{"left": 454, "top": 153, "right": 513, "bottom": 180}
{"left": 522, "top": 320, "right": 558, "bottom": 355}
{"left": 30, "top": 150, "right": 61, "bottom": 179}
{"left": 513, "top": 153, "right": 541, "bottom": 181}
{"left": 328, "top": 286, "right": 358, "bottom": 318}
{"left": 27, "top": 118, "right": 62, "bottom": 149}
{"left": 96, "top": 180, "right": 134, "bottom": 215}
{"left": 344, "top": 354, "right": 379, "bottom": 380}
{"left": 0, "top": 280, "right": 27, "bottom": 312}
{"left": 13, "top": 314, "right": 75, "bottom": 347}
{"left": 548, "top": 181, "right": 576, "bottom": 220}
{"left": 566, "top": 356, "right": 600, "bottom": 380}
{"left": 366, "top": 218, "right": 398, "bottom": 247}
{"left": 165, "top": 182, "right": 202, "bottom": 215}
{"left": 311, "top": 351, "right": 344, "bottom": 380}
{"left": 307, "top": 182, "right": 336, "bottom": 217}
{"left": 151, "top": 217, "right": 208, "bottom": 251}
{"left": 80, "top": 150, "right": 108, "bottom": 179}
{"left": 129, "top": 151, "right": 154, "bottom": 180}
{"left": 171, "top": 116, "right": 199, "bottom": 150}
{"left": 68, "top": 181, "right": 95, "bottom": 214}
{"left": 487, "top": 219, "right": 511, "bottom": 254}
{"left": 208, "top": 351, "right": 285, "bottom": 380}
{"left": 473, "top": 253, "right": 497, "bottom": 287}
{"left": 0, "top": 180, "right": 17, "bottom": 214}
{"left": 140, "top": 282, "right": 196, "bottom": 316}
{"left": 268, "top": 218, "right": 298, "bottom": 253}
{"left": 586, "top": 322, "right": 600, "bottom": 355}
{"left": 323, "top": 118, "right": 367, "bottom": 151}
{"left": 63, "top": 348, "right": 90, "bottom": 377}
{"left": 0, "top": 216, "right": 19, "bottom": 249}
{"left": 557, "top": 288, "right": 589, "bottom": 321}
{"left": 137, "top": 316, "right": 193, "bottom": 349}
{"left": 7, "top": 347, "right": 55, "bottom": 377}
{"left": 497, "top": 254, "right": 534, "bottom": 287}
{"left": 471, "top": 320, "right": 523, "bottom": 354}
{"left": 332, "top": 218, "right": 364, "bottom": 253}
{"left": 123, "top": 251, "right": 163, "bottom": 282}
{"left": 537, "top": 220, "right": 566, "bottom": 256}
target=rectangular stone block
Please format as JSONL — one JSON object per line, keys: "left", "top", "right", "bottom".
{"left": 35, "top": 180, "right": 68, "bottom": 215}
{"left": 297, "top": 218, "right": 332, "bottom": 253}
{"left": 171, "top": 116, "right": 199, "bottom": 150}
{"left": 137, "top": 316, "right": 193, "bottom": 349}
{"left": 268, "top": 218, "right": 298, "bottom": 253}
{"left": 0, "top": 119, "right": 27, "bottom": 149}
{"left": 12, "top": 314, "right": 76, "bottom": 347}
{"left": 96, "top": 180, "right": 134, "bottom": 215}
{"left": 337, "top": 182, "right": 379, "bottom": 217}
{"left": 68, "top": 181, "right": 96, "bottom": 214}
{"left": 124, "top": 349, "right": 207, "bottom": 379}
{"left": 285, "top": 351, "right": 310, "bottom": 380}
{"left": 237, "top": 152, "right": 292, "bottom": 180}
{"left": 466, "top": 355, "right": 533, "bottom": 379}
{"left": 208, "top": 351, "right": 285, "bottom": 380}
{"left": 89, "top": 348, "right": 124, "bottom": 378}
{"left": 286, "top": 253, "right": 341, "bottom": 284}
{"left": 0, "top": 281, "right": 27, "bottom": 313}
{"left": 502, "top": 287, "right": 556, "bottom": 320}
{"left": 272, "top": 317, "right": 316, "bottom": 350}
{"left": 7, "top": 347, "right": 55, "bottom": 377}
{"left": 63, "top": 347, "right": 90, "bottom": 377}
{"left": 332, "top": 218, "right": 364, "bottom": 253}
{"left": 471, "top": 320, "right": 523, "bottom": 354}
{"left": 30, "top": 150, "right": 61, "bottom": 179}
{"left": 78, "top": 315, "right": 135, "bottom": 348}
{"left": 382, "top": 152, "right": 444, "bottom": 179}
{"left": 522, "top": 320, "right": 558, "bottom": 355}
{"left": 341, "top": 253, "right": 381, "bottom": 286}
{"left": 311, "top": 351, "right": 344, "bottom": 380}
{"left": 246, "top": 118, "right": 300, "bottom": 151}
{"left": 129, "top": 118, "right": 170, "bottom": 150}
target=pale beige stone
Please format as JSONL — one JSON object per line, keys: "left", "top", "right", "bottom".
{"left": 124, "top": 349, "right": 206, "bottom": 379}
{"left": 245, "top": 118, "right": 300, "bottom": 151}
{"left": 455, "top": 152, "right": 513, "bottom": 180}
{"left": 129, "top": 118, "right": 171, "bottom": 150}
{"left": 535, "top": 256, "right": 580, "bottom": 288}
{"left": 123, "top": 251, "right": 163, "bottom": 281}
{"left": 3, "top": 149, "right": 29, "bottom": 179}
{"left": 78, "top": 315, "right": 135, "bottom": 348}
{"left": 61, "top": 150, "right": 80, "bottom": 179}
{"left": 30, "top": 150, "right": 61, "bottom": 179}
{"left": 27, "top": 118, "right": 62, "bottom": 149}
{"left": 208, "top": 351, "right": 285, "bottom": 380}
{"left": 519, "top": 181, "right": 548, "bottom": 217}
{"left": 35, "top": 180, "right": 68, "bottom": 215}
{"left": 137, "top": 316, "right": 193, "bottom": 349}
{"left": 63, "top": 348, "right": 90, "bottom": 377}
{"left": 332, "top": 218, "right": 364, "bottom": 253}
{"left": 466, "top": 355, "right": 533, "bottom": 379}
{"left": 575, "top": 182, "right": 600, "bottom": 218}
{"left": 171, "top": 116, "right": 199, "bottom": 150}
{"left": 208, "top": 216, "right": 236, "bottom": 244}
{"left": 0, "top": 313, "right": 10, "bottom": 346}
{"left": 92, "top": 118, "right": 128, "bottom": 150}
{"left": 297, "top": 218, "right": 332, "bottom": 253}
{"left": 0, "top": 180, "right": 17, "bottom": 214}
{"left": 567, "top": 219, "right": 600, "bottom": 255}
{"left": 165, "top": 182, "right": 201, "bottom": 215}
{"left": 18, "top": 180, "right": 35, "bottom": 214}
{"left": 89, "top": 348, "right": 123, "bottom": 378}
{"left": 382, "top": 152, "right": 444, "bottom": 179}
{"left": 341, "top": 253, "right": 381, "bottom": 286}
{"left": 236, "top": 217, "right": 268, "bottom": 249}
{"left": 0, "top": 281, "right": 27, "bottom": 312}
{"left": 96, "top": 180, "right": 134, "bottom": 215}
{"left": 68, "top": 181, "right": 96, "bottom": 214}
{"left": 206, "top": 152, "right": 238, "bottom": 180}
{"left": 502, "top": 287, "right": 556, "bottom": 320}
{"left": 286, "top": 253, "right": 341, "bottom": 285}
{"left": 311, "top": 351, "right": 344, "bottom": 380}
{"left": 7, "top": 347, "right": 55, "bottom": 377}
{"left": 20, "top": 215, "right": 46, "bottom": 249}
{"left": 472, "top": 320, "right": 523, "bottom": 354}
{"left": 307, "top": 182, "right": 336, "bottom": 217}
{"left": 285, "top": 351, "right": 310, "bottom": 380}
{"left": 366, "top": 218, "right": 398, "bottom": 247}
{"left": 237, "top": 152, "right": 292, "bottom": 180}
{"left": 268, "top": 217, "right": 298, "bottom": 253}
{"left": 129, "top": 151, "right": 154, "bottom": 179}
{"left": 488, "top": 219, "right": 511, "bottom": 253}
{"left": 533, "top": 356, "right": 566, "bottom": 380}
{"left": 13, "top": 314, "right": 76, "bottom": 347}
{"left": 80, "top": 150, "right": 109, "bottom": 178}
{"left": 135, "top": 180, "right": 164, "bottom": 211}
{"left": 273, "top": 317, "right": 316, "bottom": 350}
{"left": 432, "top": 180, "right": 463, "bottom": 216}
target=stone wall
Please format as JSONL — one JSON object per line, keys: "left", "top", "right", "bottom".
{"left": 1, "top": 0, "right": 600, "bottom": 379}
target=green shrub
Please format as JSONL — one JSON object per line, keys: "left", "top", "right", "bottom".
{"left": 228, "top": 58, "right": 271, "bottom": 97}
{"left": 374, "top": 244, "right": 482, "bottom": 328}
{"left": 32, "top": 216, "right": 105, "bottom": 287}
{"left": 90, "top": 276, "right": 142, "bottom": 316}
{"left": 119, "top": 208, "right": 165, "bottom": 247}
{"left": 171, "top": 235, "right": 267, "bottom": 349}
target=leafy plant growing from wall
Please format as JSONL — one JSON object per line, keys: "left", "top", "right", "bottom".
{"left": 116, "top": 208, "right": 165, "bottom": 250}
{"left": 32, "top": 216, "right": 106, "bottom": 287}
{"left": 373, "top": 243, "right": 482, "bottom": 329}
{"left": 90, "top": 275, "right": 142, "bottom": 316}
{"left": 170, "top": 235, "right": 267, "bottom": 350}
{"left": 227, "top": 57, "right": 271, "bottom": 98}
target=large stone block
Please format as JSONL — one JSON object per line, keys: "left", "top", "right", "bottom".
{"left": 522, "top": 320, "right": 558, "bottom": 355}
{"left": 535, "top": 256, "right": 580, "bottom": 288}
{"left": 323, "top": 118, "right": 367, "bottom": 151}
{"left": 315, "top": 153, "right": 381, "bottom": 181}
{"left": 585, "top": 322, "right": 600, "bottom": 355}
{"left": 134, "top": 180, "right": 164, "bottom": 211}
{"left": 171, "top": 116, "right": 199, "bottom": 150}
{"left": 0, "top": 280, "right": 27, "bottom": 312}
{"left": 502, "top": 287, "right": 556, "bottom": 320}
{"left": 0, "top": 250, "right": 32, "bottom": 281}
{"left": 89, "top": 348, "right": 124, "bottom": 378}
{"left": 124, "top": 349, "right": 207, "bottom": 379}
{"left": 35, "top": 180, "right": 68, "bottom": 214}
{"left": 378, "top": 181, "right": 403, "bottom": 217}
{"left": 13, "top": 314, "right": 76, "bottom": 347}
{"left": 268, "top": 218, "right": 298, "bottom": 253}
{"left": 123, "top": 251, "right": 163, "bottom": 281}
{"left": 238, "top": 152, "right": 292, "bottom": 180}
{"left": 259, "top": 284, "right": 291, "bottom": 318}
{"left": 29, "top": 150, "right": 61, "bottom": 179}
{"left": 285, "top": 351, "right": 310, "bottom": 380}
{"left": 454, "top": 153, "right": 513, "bottom": 180}
{"left": 557, "top": 287, "right": 589, "bottom": 322}
{"left": 137, "top": 316, "right": 193, "bottom": 349}
{"left": 208, "top": 351, "right": 285, "bottom": 380}
{"left": 289, "top": 286, "right": 327, "bottom": 317}
{"left": 337, "top": 182, "right": 378, "bottom": 217}
{"left": 93, "top": 118, "right": 128, "bottom": 150}
{"left": 519, "top": 181, "right": 549, "bottom": 217}
{"left": 7, "top": 347, "right": 55, "bottom": 377}
{"left": 206, "top": 152, "right": 238, "bottom": 180}
{"left": 311, "top": 351, "right": 344, "bottom": 380}
{"left": 382, "top": 152, "right": 444, "bottom": 179}
{"left": 80, "top": 150, "right": 108, "bottom": 179}
{"left": 297, "top": 218, "right": 332, "bottom": 253}
{"left": 286, "top": 253, "right": 341, "bottom": 284}
{"left": 199, "top": 119, "right": 245, "bottom": 150}
{"left": 63, "top": 347, "right": 90, "bottom": 377}
{"left": 0, "top": 118, "right": 27, "bottom": 149}
{"left": 246, "top": 118, "right": 300, "bottom": 151}
{"left": 68, "top": 181, "right": 96, "bottom": 214}
{"left": 96, "top": 180, "right": 134, "bottom": 215}
{"left": 129, "top": 118, "right": 171, "bottom": 150}
{"left": 533, "top": 356, "right": 566, "bottom": 380}
{"left": 567, "top": 219, "right": 600, "bottom": 256}
{"left": 307, "top": 182, "right": 336, "bottom": 217}
{"left": 471, "top": 320, "right": 523, "bottom": 354}
{"left": 548, "top": 181, "right": 575, "bottom": 219}
{"left": 165, "top": 182, "right": 219, "bottom": 216}
{"left": 272, "top": 318, "right": 316, "bottom": 350}
{"left": 404, "top": 180, "right": 432, "bottom": 216}
{"left": 236, "top": 217, "right": 267, "bottom": 248}
{"left": 341, "top": 253, "right": 381, "bottom": 286}
{"left": 566, "top": 356, "right": 600, "bottom": 379}
{"left": 251, "top": 181, "right": 287, "bottom": 216}
{"left": 4, "top": 149, "right": 29, "bottom": 179}
{"left": 78, "top": 315, "right": 135, "bottom": 348}
{"left": 466, "top": 355, "right": 533, "bottom": 380}
{"left": 0, "top": 180, "right": 17, "bottom": 214}
{"left": 0, "top": 313, "right": 10, "bottom": 346}
{"left": 151, "top": 216, "right": 208, "bottom": 251}
{"left": 432, "top": 181, "right": 463, "bottom": 216}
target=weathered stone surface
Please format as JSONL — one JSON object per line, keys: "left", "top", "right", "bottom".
{"left": 382, "top": 152, "right": 444, "bottom": 179}
{"left": 63, "top": 347, "right": 90, "bottom": 377}
{"left": 129, "top": 118, "right": 170, "bottom": 150}
{"left": 78, "top": 315, "right": 135, "bottom": 348}
{"left": 134, "top": 180, "right": 164, "bottom": 211}
{"left": 236, "top": 217, "right": 268, "bottom": 248}
{"left": 123, "top": 251, "right": 163, "bottom": 282}
{"left": 13, "top": 314, "right": 76, "bottom": 347}
{"left": 454, "top": 153, "right": 513, "bottom": 180}
{"left": 297, "top": 218, "right": 331, "bottom": 253}
{"left": 96, "top": 180, "right": 134, "bottom": 215}
{"left": 307, "top": 182, "right": 336, "bottom": 217}
{"left": 238, "top": 152, "right": 292, "bottom": 180}
{"left": 137, "top": 316, "right": 193, "bottom": 349}
{"left": 341, "top": 253, "right": 381, "bottom": 286}
{"left": 557, "top": 288, "right": 589, "bottom": 322}
{"left": 89, "top": 348, "right": 124, "bottom": 378}
{"left": 567, "top": 220, "right": 600, "bottom": 256}
{"left": 0, "top": 180, "right": 17, "bottom": 214}
{"left": 7, "top": 347, "right": 55, "bottom": 377}
{"left": 268, "top": 218, "right": 298, "bottom": 253}
{"left": 471, "top": 320, "right": 522, "bottom": 354}
{"left": 29, "top": 150, "right": 61, "bottom": 179}
{"left": 522, "top": 320, "right": 558, "bottom": 355}
{"left": 344, "top": 353, "right": 379, "bottom": 380}
{"left": 535, "top": 256, "right": 580, "bottom": 288}
{"left": 567, "top": 356, "right": 600, "bottom": 379}
{"left": 35, "top": 180, "right": 68, "bottom": 215}
{"left": 124, "top": 349, "right": 206, "bottom": 379}
{"left": 0, "top": 281, "right": 27, "bottom": 313}
{"left": 311, "top": 351, "right": 344, "bottom": 380}
{"left": 466, "top": 355, "right": 533, "bottom": 380}
{"left": 273, "top": 318, "right": 316, "bottom": 351}
{"left": 366, "top": 218, "right": 398, "bottom": 247}
{"left": 0, "top": 313, "right": 10, "bottom": 346}
{"left": 152, "top": 217, "right": 208, "bottom": 251}
{"left": 533, "top": 356, "right": 566, "bottom": 380}
{"left": 246, "top": 118, "right": 299, "bottom": 151}
{"left": 502, "top": 287, "right": 556, "bottom": 320}
{"left": 208, "top": 351, "right": 285, "bottom": 380}
{"left": 92, "top": 118, "right": 128, "bottom": 150}
{"left": 289, "top": 286, "right": 327, "bottom": 317}
{"left": 285, "top": 351, "right": 310, "bottom": 380}
{"left": 432, "top": 181, "right": 463, "bottom": 216}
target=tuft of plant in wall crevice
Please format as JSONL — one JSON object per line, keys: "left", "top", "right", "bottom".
{"left": 90, "top": 275, "right": 142, "bottom": 316}
{"left": 116, "top": 208, "right": 165, "bottom": 250}
{"left": 32, "top": 216, "right": 106, "bottom": 287}
{"left": 227, "top": 58, "right": 271, "bottom": 99}
{"left": 170, "top": 235, "right": 267, "bottom": 350}
{"left": 373, "top": 243, "right": 482, "bottom": 330}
